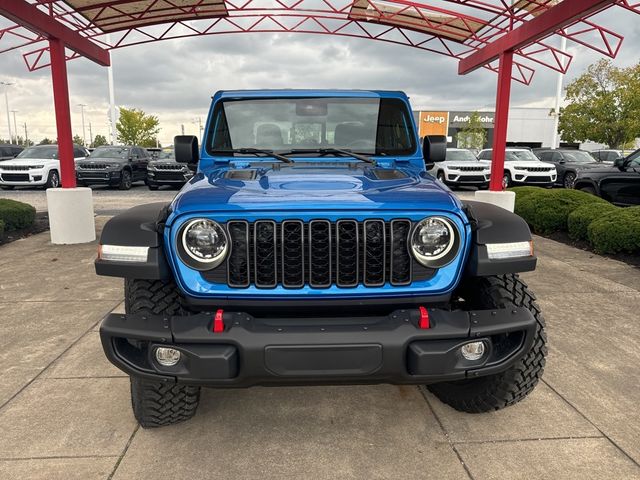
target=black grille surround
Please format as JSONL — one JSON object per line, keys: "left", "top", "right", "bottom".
{"left": 201, "top": 219, "right": 437, "bottom": 289}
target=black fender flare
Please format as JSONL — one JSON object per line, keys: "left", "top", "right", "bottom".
{"left": 462, "top": 200, "right": 536, "bottom": 276}
{"left": 573, "top": 178, "right": 598, "bottom": 193}
{"left": 95, "top": 202, "right": 171, "bottom": 279}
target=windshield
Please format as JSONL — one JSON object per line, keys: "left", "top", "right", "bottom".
{"left": 207, "top": 97, "right": 416, "bottom": 157}
{"left": 156, "top": 151, "right": 174, "bottom": 160}
{"left": 16, "top": 146, "right": 58, "bottom": 159}
{"left": 562, "top": 151, "right": 595, "bottom": 163}
{"left": 505, "top": 150, "right": 538, "bottom": 162}
{"left": 447, "top": 150, "right": 477, "bottom": 162}
{"left": 90, "top": 147, "right": 129, "bottom": 159}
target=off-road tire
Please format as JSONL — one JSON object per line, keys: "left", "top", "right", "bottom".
{"left": 130, "top": 377, "right": 200, "bottom": 429}
{"left": 118, "top": 169, "right": 132, "bottom": 190}
{"left": 427, "top": 274, "right": 546, "bottom": 413}
{"left": 125, "top": 279, "right": 201, "bottom": 427}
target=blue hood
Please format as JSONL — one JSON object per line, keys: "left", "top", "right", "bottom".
{"left": 169, "top": 162, "right": 461, "bottom": 217}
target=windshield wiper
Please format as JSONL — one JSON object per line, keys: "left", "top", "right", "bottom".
{"left": 283, "top": 148, "right": 375, "bottom": 164}
{"left": 212, "top": 148, "right": 293, "bottom": 164}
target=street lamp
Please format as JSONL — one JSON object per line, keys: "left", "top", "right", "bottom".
{"left": 10, "top": 110, "right": 18, "bottom": 144}
{"left": 78, "top": 103, "right": 87, "bottom": 147}
{"left": 0, "top": 81, "right": 14, "bottom": 143}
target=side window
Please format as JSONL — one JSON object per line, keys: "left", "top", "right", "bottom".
{"left": 539, "top": 152, "right": 551, "bottom": 161}
{"left": 11, "top": 147, "right": 22, "bottom": 157}
{"left": 73, "top": 147, "right": 85, "bottom": 158}
{"left": 479, "top": 151, "right": 491, "bottom": 160}
{"left": 140, "top": 148, "right": 149, "bottom": 158}
{"left": 606, "top": 152, "right": 619, "bottom": 162}
{"left": 0, "top": 147, "right": 9, "bottom": 157}
{"left": 551, "top": 152, "right": 563, "bottom": 162}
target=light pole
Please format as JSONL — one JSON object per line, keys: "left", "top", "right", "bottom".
{"left": 551, "top": 37, "right": 567, "bottom": 149}
{"left": 10, "top": 110, "right": 18, "bottom": 144}
{"left": 0, "top": 81, "right": 14, "bottom": 143}
{"left": 78, "top": 103, "right": 87, "bottom": 146}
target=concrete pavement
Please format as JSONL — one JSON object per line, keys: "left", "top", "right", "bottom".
{"left": 0, "top": 218, "right": 639, "bottom": 479}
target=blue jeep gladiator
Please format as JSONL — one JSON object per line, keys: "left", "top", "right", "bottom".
{"left": 96, "top": 90, "right": 546, "bottom": 427}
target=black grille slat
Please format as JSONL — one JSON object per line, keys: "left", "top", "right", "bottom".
{"left": 390, "top": 220, "right": 412, "bottom": 285}
{"left": 309, "top": 220, "right": 332, "bottom": 288}
{"left": 282, "top": 221, "right": 304, "bottom": 288}
{"left": 363, "top": 220, "right": 385, "bottom": 286}
{"left": 336, "top": 220, "right": 359, "bottom": 287}
{"left": 227, "top": 221, "right": 250, "bottom": 287}
{"left": 254, "top": 221, "right": 277, "bottom": 287}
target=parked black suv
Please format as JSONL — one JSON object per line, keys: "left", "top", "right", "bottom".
{"left": 76, "top": 145, "right": 151, "bottom": 190}
{"left": 590, "top": 149, "right": 623, "bottom": 164}
{"left": 146, "top": 148, "right": 193, "bottom": 190}
{"left": 0, "top": 144, "right": 23, "bottom": 161}
{"left": 573, "top": 149, "right": 640, "bottom": 205}
{"left": 534, "top": 149, "right": 600, "bottom": 188}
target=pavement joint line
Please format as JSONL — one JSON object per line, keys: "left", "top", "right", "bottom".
{"left": 0, "top": 454, "right": 120, "bottom": 461}
{"left": 0, "top": 299, "right": 123, "bottom": 413}
{"left": 448, "top": 435, "right": 605, "bottom": 445}
{"left": 45, "top": 375, "right": 126, "bottom": 380}
{"left": 108, "top": 424, "right": 140, "bottom": 480}
{"left": 418, "top": 386, "right": 476, "bottom": 480}
{"left": 542, "top": 379, "right": 640, "bottom": 469}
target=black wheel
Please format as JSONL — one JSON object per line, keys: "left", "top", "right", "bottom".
{"left": 563, "top": 172, "right": 576, "bottom": 189}
{"left": 580, "top": 185, "right": 597, "bottom": 196}
{"left": 148, "top": 185, "right": 159, "bottom": 191}
{"left": 118, "top": 169, "right": 132, "bottom": 190}
{"left": 0, "top": 185, "right": 15, "bottom": 190}
{"left": 427, "top": 274, "right": 547, "bottom": 413}
{"left": 45, "top": 170, "right": 60, "bottom": 188}
{"left": 125, "top": 279, "right": 201, "bottom": 428}
{"left": 437, "top": 171, "right": 446, "bottom": 183}
{"left": 502, "top": 171, "right": 512, "bottom": 189}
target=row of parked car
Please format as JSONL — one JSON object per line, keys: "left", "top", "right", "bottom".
{"left": 0, "top": 144, "right": 192, "bottom": 191}
{"left": 429, "top": 146, "right": 640, "bottom": 206}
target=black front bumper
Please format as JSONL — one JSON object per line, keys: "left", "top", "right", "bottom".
{"left": 100, "top": 306, "right": 537, "bottom": 387}
{"left": 77, "top": 171, "right": 120, "bottom": 186}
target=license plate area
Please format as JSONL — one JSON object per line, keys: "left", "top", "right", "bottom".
{"left": 265, "top": 344, "right": 382, "bottom": 376}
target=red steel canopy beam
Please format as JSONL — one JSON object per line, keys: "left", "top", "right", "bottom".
{"left": 458, "top": 0, "right": 615, "bottom": 75}
{"left": 0, "top": 0, "right": 110, "bottom": 67}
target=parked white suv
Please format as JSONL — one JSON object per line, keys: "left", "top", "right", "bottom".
{"left": 428, "top": 148, "right": 490, "bottom": 189}
{"left": 478, "top": 148, "right": 557, "bottom": 188}
{"left": 0, "top": 144, "right": 88, "bottom": 190}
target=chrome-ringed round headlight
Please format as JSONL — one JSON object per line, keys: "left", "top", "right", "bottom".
{"left": 177, "top": 218, "right": 228, "bottom": 270}
{"left": 410, "top": 216, "right": 460, "bottom": 268}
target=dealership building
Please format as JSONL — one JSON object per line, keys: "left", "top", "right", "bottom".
{"left": 413, "top": 108, "right": 585, "bottom": 150}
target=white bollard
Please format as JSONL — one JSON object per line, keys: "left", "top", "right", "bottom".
{"left": 46, "top": 187, "right": 96, "bottom": 244}
{"left": 473, "top": 190, "right": 516, "bottom": 212}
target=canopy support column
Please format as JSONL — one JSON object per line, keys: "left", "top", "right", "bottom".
{"left": 490, "top": 50, "right": 513, "bottom": 192}
{"left": 49, "top": 37, "right": 76, "bottom": 188}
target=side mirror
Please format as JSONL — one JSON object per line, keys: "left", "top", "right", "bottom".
{"left": 175, "top": 135, "right": 199, "bottom": 169}
{"left": 423, "top": 135, "right": 447, "bottom": 168}
{"left": 613, "top": 157, "right": 626, "bottom": 170}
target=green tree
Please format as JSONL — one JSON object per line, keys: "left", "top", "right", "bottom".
{"left": 456, "top": 112, "right": 487, "bottom": 150}
{"left": 558, "top": 59, "right": 640, "bottom": 149}
{"left": 92, "top": 134, "right": 108, "bottom": 148}
{"left": 116, "top": 107, "right": 160, "bottom": 147}
{"left": 72, "top": 134, "right": 85, "bottom": 146}
{"left": 38, "top": 137, "right": 53, "bottom": 145}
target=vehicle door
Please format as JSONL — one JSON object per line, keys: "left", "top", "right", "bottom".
{"left": 599, "top": 155, "right": 640, "bottom": 205}
{"left": 137, "top": 148, "right": 150, "bottom": 180}
{"left": 128, "top": 147, "right": 141, "bottom": 179}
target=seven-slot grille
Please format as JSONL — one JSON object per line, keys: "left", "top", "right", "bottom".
{"left": 78, "top": 163, "right": 108, "bottom": 169}
{"left": 524, "top": 166, "right": 554, "bottom": 172}
{"left": 154, "top": 164, "right": 183, "bottom": 170}
{"left": 453, "top": 165, "right": 485, "bottom": 172}
{"left": 217, "top": 219, "right": 425, "bottom": 289}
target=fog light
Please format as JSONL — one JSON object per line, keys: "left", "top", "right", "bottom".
{"left": 155, "top": 347, "right": 181, "bottom": 366}
{"left": 461, "top": 342, "right": 485, "bottom": 361}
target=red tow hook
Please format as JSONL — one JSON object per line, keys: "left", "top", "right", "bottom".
{"left": 213, "top": 309, "right": 225, "bottom": 333}
{"left": 418, "top": 306, "right": 430, "bottom": 329}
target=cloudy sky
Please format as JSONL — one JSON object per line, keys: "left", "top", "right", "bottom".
{"left": 1, "top": 5, "right": 639, "bottom": 146}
